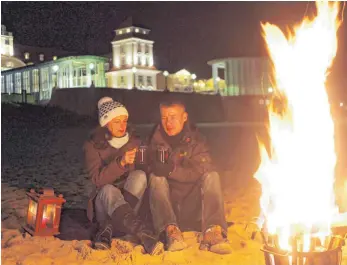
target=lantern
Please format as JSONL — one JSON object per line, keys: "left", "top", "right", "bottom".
{"left": 24, "top": 187, "right": 65, "bottom": 236}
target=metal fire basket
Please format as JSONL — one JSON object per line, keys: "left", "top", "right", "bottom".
{"left": 260, "top": 233, "right": 345, "bottom": 265}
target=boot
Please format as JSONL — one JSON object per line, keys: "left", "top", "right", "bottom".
{"left": 112, "top": 203, "right": 164, "bottom": 255}
{"left": 94, "top": 221, "right": 113, "bottom": 250}
{"left": 165, "top": 225, "right": 187, "bottom": 252}
{"left": 122, "top": 189, "right": 139, "bottom": 210}
{"left": 199, "top": 225, "right": 232, "bottom": 254}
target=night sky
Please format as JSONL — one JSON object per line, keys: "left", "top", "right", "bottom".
{"left": 1, "top": 1, "right": 347, "bottom": 95}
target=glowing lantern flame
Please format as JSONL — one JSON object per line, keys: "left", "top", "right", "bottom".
{"left": 254, "top": 1, "right": 342, "bottom": 251}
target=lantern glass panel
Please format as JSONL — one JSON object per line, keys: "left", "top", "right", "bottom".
{"left": 42, "top": 204, "right": 56, "bottom": 228}
{"left": 27, "top": 200, "right": 38, "bottom": 227}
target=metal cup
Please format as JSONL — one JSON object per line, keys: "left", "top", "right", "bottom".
{"left": 157, "top": 145, "right": 169, "bottom": 164}
{"left": 136, "top": 145, "right": 148, "bottom": 165}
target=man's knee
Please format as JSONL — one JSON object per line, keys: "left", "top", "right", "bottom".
{"left": 149, "top": 173, "right": 169, "bottom": 190}
{"left": 202, "top": 171, "right": 221, "bottom": 188}
{"left": 125, "top": 170, "right": 147, "bottom": 198}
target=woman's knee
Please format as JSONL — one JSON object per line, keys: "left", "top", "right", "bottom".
{"left": 97, "top": 184, "right": 122, "bottom": 201}
{"left": 125, "top": 170, "right": 147, "bottom": 197}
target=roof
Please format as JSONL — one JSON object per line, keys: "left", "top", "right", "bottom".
{"left": 207, "top": 56, "right": 270, "bottom": 66}
{"left": 118, "top": 16, "right": 150, "bottom": 31}
{"left": 14, "top": 43, "right": 78, "bottom": 64}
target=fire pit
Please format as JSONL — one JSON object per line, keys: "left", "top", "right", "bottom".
{"left": 260, "top": 231, "right": 345, "bottom": 265}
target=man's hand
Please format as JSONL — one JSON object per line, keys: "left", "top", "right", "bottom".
{"left": 120, "top": 148, "right": 137, "bottom": 167}
{"left": 151, "top": 160, "right": 175, "bottom": 177}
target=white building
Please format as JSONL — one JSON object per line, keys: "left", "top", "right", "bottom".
{"left": 106, "top": 18, "right": 160, "bottom": 90}
{"left": 208, "top": 57, "right": 273, "bottom": 96}
{"left": 1, "top": 25, "right": 26, "bottom": 71}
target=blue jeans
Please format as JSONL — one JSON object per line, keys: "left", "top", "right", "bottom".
{"left": 149, "top": 171, "right": 228, "bottom": 235}
{"left": 95, "top": 170, "right": 147, "bottom": 224}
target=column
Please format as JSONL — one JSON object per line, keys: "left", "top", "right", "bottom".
{"left": 148, "top": 43, "right": 154, "bottom": 67}
{"left": 29, "top": 69, "right": 33, "bottom": 94}
{"left": 38, "top": 69, "right": 42, "bottom": 101}
{"left": 212, "top": 64, "right": 218, "bottom": 93}
{"left": 48, "top": 66, "right": 53, "bottom": 99}
{"left": 86, "top": 62, "right": 91, "bottom": 87}
{"left": 133, "top": 42, "right": 138, "bottom": 65}
{"left": 141, "top": 43, "right": 145, "bottom": 66}
{"left": 69, "top": 62, "right": 73, "bottom": 87}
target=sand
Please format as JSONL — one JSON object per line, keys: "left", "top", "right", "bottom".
{"left": 2, "top": 105, "right": 346, "bottom": 265}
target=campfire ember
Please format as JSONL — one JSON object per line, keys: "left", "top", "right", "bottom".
{"left": 254, "top": 0, "right": 345, "bottom": 261}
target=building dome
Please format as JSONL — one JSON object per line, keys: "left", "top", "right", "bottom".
{"left": 1, "top": 54, "right": 26, "bottom": 71}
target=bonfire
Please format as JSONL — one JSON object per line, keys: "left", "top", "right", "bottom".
{"left": 254, "top": 0, "right": 344, "bottom": 258}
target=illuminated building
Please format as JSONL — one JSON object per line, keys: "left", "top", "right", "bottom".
{"left": 106, "top": 17, "right": 160, "bottom": 90}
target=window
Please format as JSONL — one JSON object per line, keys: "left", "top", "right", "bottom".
{"left": 53, "top": 56, "right": 57, "bottom": 61}
{"left": 137, "top": 43, "right": 141, "bottom": 52}
{"left": 32, "top": 69, "right": 39, "bottom": 92}
{"left": 62, "top": 67, "right": 69, "bottom": 88}
{"left": 23, "top": 71, "right": 30, "bottom": 92}
{"left": 119, "top": 30, "right": 123, "bottom": 35}
{"left": 5, "top": 39, "right": 9, "bottom": 45}
{"left": 15, "top": 73, "right": 21, "bottom": 94}
{"left": 145, "top": 45, "right": 149, "bottom": 54}
{"left": 1, "top": 76, "right": 5, "bottom": 93}
{"left": 24, "top": 52, "right": 30, "bottom": 60}
{"left": 126, "top": 28, "right": 131, "bottom": 33}
{"left": 138, "top": 75, "right": 144, "bottom": 86}
{"left": 121, "top": 57, "right": 126, "bottom": 66}
{"left": 120, "top": 76, "right": 125, "bottom": 87}
{"left": 120, "top": 46, "right": 125, "bottom": 54}
{"left": 147, "top": 76, "right": 152, "bottom": 86}
{"left": 6, "top": 75, "right": 13, "bottom": 94}
{"left": 39, "top": 54, "right": 44, "bottom": 61}
{"left": 40, "top": 68, "right": 50, "bottom": 99}
{"left": 135, "top": 28, "right": 139, "bottom": 33}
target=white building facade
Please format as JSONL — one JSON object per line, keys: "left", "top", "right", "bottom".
{"left": 106, "top": 20, "right": 160, "bottom": 90}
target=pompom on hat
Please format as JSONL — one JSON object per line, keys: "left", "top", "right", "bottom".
{"left": 97, "top": 97, "right": 129, "bottom": 127}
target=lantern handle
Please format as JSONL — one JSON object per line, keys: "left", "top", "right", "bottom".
{"left": 40, "top": 187, "right": 55, "bottom": 196}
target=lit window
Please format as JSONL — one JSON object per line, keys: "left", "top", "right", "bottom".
{"left": 5, "top": 39, "right": 9, "bottom": 45}
{"left": 53, "top": 56, "right": 57, "bottom": 61}
{"left": 120, "top": 76, "right": 125, "bottom": 85}
{"left": 138, "top": 75, "right": 143, "bottom": 85}
{"left": 135, "top": 28, "right": 139, "bottom": 33}
{"left": 147, "top": 76, "right": 152, "bottom": 86}
{"left": 145, "top": 45, "right": 149, "bottom": 54}
{"left": 143, "top": 30, "right": 146, "bottom": 34}
{"left": 24, "top": 52, "right": 30, "bottom": 60}
{"left": 119, "top": 30, "right": 123, "bottom": 34}
{"left": 39, "top": 54, "right": 44, "bottom": 61}
{"left": 126, "top": 28, "right": 131, "bottom": 33}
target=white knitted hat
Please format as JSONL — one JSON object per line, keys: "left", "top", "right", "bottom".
{"left": 97, "top": 97, "right": 129, "bottom": 127}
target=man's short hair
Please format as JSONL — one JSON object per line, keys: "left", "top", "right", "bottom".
{"left": 159, "top": 99, "right": 186, "bottom": 111}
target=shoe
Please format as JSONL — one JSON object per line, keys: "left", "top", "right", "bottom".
{"left": 199, "top": 225, "right": 232, "bottom": 254}
{"left": 165, "top": 225, "right": 187, "bottom": 252}
{"left": 94, "top": 222, "right": 113, "bottom": 250}
{"left": 113, "top": 203, "right": 164, "bottom": 255}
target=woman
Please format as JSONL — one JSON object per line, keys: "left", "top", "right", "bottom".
{"left": 84, "top": 97, "right": 163, "bottom": 254}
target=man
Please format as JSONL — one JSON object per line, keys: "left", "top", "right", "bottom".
{"left": 148, "top": 100, "right": 232, "bottom": 254}
{"left": 84, "top": 97, "right": 163, "bottom": 255}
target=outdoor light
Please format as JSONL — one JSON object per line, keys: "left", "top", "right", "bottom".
{"left": 52, "top": 65, "right": 59, "bottom": 72}
{"left": 163, "top": 70, "right": 169, "bottom": 77}
{"left": 191, "top": 73, "right": 197, "bottom": 80}
{"left": 340, "top": 102, "right": 344, "bottom": 107}
{"left": 216, "top": 76, "right": 221, "bottom": 82}
{"left": 132, "top": 67, "right": 137, "bottom": 73}
{"left": 89, "top": 63, "right": 94, "bottom": 70}
{"left": 24, "top": 188, "right": 65, "bottom": 236}
{"left": 268, "top": 87, "right": 274, "bottom": 93}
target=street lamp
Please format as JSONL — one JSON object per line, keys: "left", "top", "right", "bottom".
{"left": 163, "top": 70, "right": 169, "bottom": 92}
{"left": 132, "top": 67, "right": 137, "bottom": 90}
{"left": 191, "top": 73, "right": 197, "bottom": 93}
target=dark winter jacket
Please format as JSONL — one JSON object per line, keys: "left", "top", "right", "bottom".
{"left": 84, "top": 126, "right": 141, "bottom": 222}
{"left": 148, "top": 122, "right": 215, "bottom": 220}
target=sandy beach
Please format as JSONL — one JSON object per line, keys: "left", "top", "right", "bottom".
{"left": 1, "top": 104, "right": 346, "bottom": 265}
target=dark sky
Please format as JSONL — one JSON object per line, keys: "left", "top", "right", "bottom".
{"left": 1, "top": 1, "right": 347, "bottom": 94}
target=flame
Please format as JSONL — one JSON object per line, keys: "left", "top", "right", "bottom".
{"left": 255, "top": 1, "right": 342, "bottom": 251}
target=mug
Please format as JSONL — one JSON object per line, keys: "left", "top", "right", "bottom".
{"left": 157, "top": 145, "right": 169, "bottom": 164}
{"left": 136, "top": 145, "right": 148, "bottom": 165}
